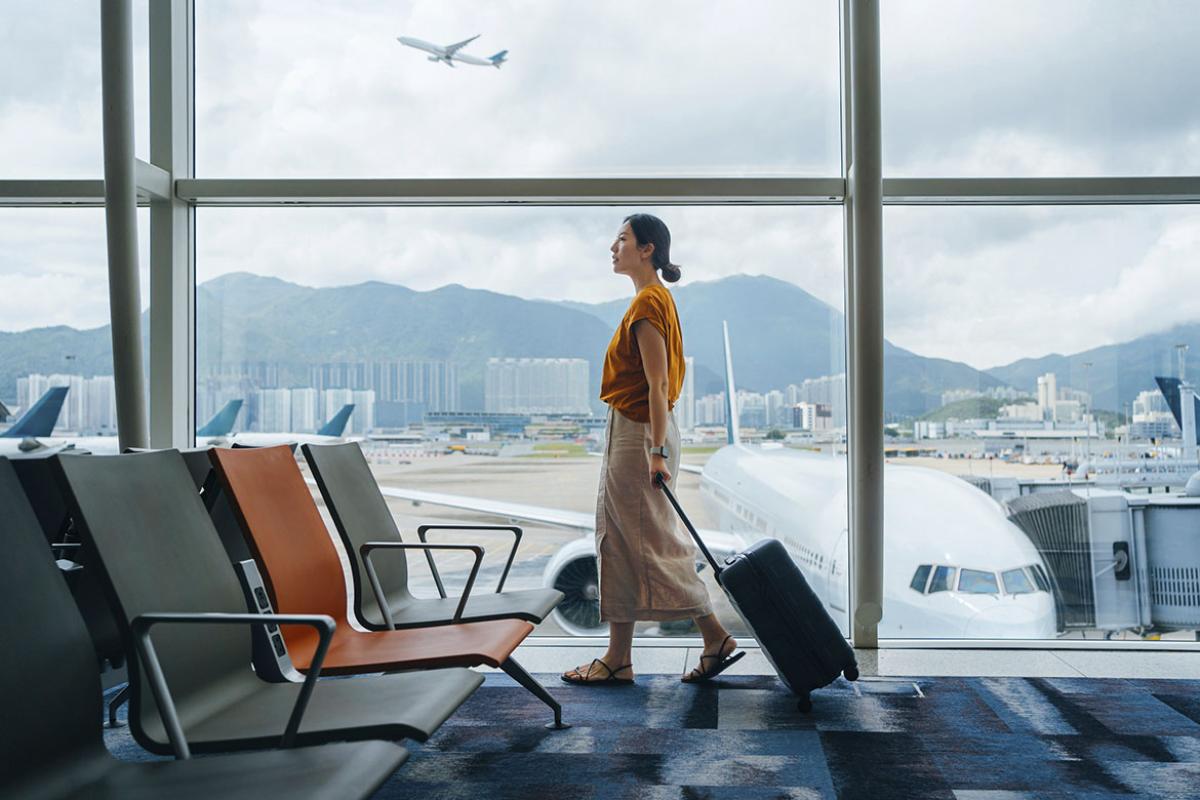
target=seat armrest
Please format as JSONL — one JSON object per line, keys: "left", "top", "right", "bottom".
{"left": 417, "top": 524, "right": 523, "bottom": 593}
{"left": 360, "top": 541, "right": 484, "bottom": 627}
{"left": 130, "top": 611, "right": 335, "bottom": 759}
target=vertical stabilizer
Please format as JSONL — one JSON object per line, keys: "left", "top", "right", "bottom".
{"left": 197, "top": 399, "right": 243, "bottom": 437}
{"left": 1154, "top": 376, "right": 1200, "bottom": 445}
{"left": 723, "top": 321, "right": 740, "bottom": 445}
{"left": 1, "top": 387, "right": 68, "bottom": 438}
{"left": 317, "top": 404, "right": 355, "bottom": 437}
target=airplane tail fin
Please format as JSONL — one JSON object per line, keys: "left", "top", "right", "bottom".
{"left": 489, "top": 50, "right": 508, "bottom": 67}
{"left": 2, "top": 387, "right": 68, "bottom": 438}
{"left": 1155, "top": 376, "right": 1200, "bottom": 444}
{"left": 317, "top": 404, "right": 355, "bottom": 437}
{"left": 722, "top": 321, "right": 741, "bottom": 445}
{"left": 197, "top": 399, "right": 243, "bottom": 437}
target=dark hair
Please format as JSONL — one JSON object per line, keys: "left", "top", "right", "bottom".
{"left": 624, "top": 213, "right": 681, "bottom": 283}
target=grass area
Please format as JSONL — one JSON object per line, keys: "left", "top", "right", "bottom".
{"left": 682, "top": 445, "right": 721, "bottom": 455}
{"left": 524, "top": 442, "right": 588, "bottom": 458}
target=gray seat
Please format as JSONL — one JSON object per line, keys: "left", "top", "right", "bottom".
{"left": 302, "top": 441, "right": 563, "bottom": 630}
{"left": 51, "top": 449, "right": 484, "bottom": 756}
{"left": 0, "top": 457, "right": 408, "bottom": 800}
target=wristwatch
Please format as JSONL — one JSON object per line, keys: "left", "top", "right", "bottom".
{"left": 649, "top": 445, "right": 670, "bottom": 459}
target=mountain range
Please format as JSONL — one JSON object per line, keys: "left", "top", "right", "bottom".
{"left": 2, "top": 272, "right": 1195, "bottom": 419}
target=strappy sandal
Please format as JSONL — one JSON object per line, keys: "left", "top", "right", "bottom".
{"left": 561, "top": 658, "right": 635, "bottom": 685}
{"left": 681, "top": 635, "right": 745, "bottom": 683}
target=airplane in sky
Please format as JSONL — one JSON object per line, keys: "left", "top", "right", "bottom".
{"left": 0, "top": 395, "right": 244, "bottom": 456}
{"left": 396, "top": 34, "right": 508, "bottom": 68}
{"left": 225, "top": 404, "right": 359, "bottom": 448}
{"left": 376, "top": 323, "right": 1058, "bottom": 640}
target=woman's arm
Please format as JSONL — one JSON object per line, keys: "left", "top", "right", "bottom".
{"left": 633, "top": 319, "right": 671, "bottom": 486}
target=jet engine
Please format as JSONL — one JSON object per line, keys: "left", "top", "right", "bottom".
{"left": 542, "top": 538, "right": 606, "bottom": 636}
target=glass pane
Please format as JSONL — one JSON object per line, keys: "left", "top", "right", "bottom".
{"left": 958, "top": 569, "right": 998, "bottom": 595}
{"left": 929, "top": 566, "right": 955, "bottom": 594}
{"left": 195, "top": 1, "right": 841, "bottom": 177}
{"left": 0, "top": 1, "right": 150, "bottom": 176}
{"left": 882, "top": 0, "right": 1200, "bottom": 176}
{"left": 909, "top": 564, "right": 931, "bottom": 593}
{"left": 197, "top": 205, "right": 847, "bottom": 637}
{"left": 1002, "top": 568, "right": 1035, "bottom": 596}
{"left": 0, "top": 208, "right": 149, "bottom": 447}
{"left": 885, "top": 205, "right": 1200, "bottom": 641}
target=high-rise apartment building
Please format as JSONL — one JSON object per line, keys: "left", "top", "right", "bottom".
{"left": 485, "top": 358, "right": 590, "bottom": 414}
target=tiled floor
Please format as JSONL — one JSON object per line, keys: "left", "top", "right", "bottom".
{"left": 500, "top": 644, "right": 1200, "bottom": 680}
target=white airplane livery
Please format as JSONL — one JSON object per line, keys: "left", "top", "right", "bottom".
{"left": 225, "top": 404, "right": 362, "bottom": 449}
{"left": 396, "top": 34, "right": 508, "bottom": 69}
{"left": 364, "top": 322, "right": 1059, "bottom": 640}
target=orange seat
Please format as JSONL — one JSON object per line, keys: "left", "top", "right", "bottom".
{"left": 209, "top": 445, "right": 534, "bottom": 672}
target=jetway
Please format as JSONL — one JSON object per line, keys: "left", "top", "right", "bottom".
{"left": 1004, "top": 488, "right": 1200, "bottom": 634}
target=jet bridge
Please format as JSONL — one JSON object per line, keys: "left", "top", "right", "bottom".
{"left": 1005, "top": 488, "right": 1200, "bottom": 634}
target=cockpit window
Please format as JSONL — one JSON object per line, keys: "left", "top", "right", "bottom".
{"left": 1029, "top": 563, "right": 1051, "bottom": 592}
{"left": 929, "top": 565, "right": 956, "bottom": 593}
{"left": 1002, "top": 568, "right": 1035, "bottom": 595}
{"left": 958, "top": 569, "right": 999, "bottom": 594}
{"left": 910, "top": 564, "right": 932, "bottom": 593}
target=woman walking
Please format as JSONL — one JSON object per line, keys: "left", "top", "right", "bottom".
{"left": 562, "top": 214, "right": 742, "bottom": 685}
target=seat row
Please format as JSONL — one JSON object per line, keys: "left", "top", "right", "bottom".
{"left": 0, "top": 441, "right": 567, "bottom": 799}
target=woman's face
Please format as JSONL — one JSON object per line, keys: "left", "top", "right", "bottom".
{"left": 610, "top": 222, "right": 653, "bottom": 276}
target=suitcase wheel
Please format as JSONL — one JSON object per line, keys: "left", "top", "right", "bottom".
{"left": 796, "top": 694, "right": 812, "bottom": 713}
{"left": 843, "top": 665, "right": 859, "bottom": 682}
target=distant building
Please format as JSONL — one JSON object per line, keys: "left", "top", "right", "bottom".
{"left": 310, "top": 360, "right": 459, "bottom": 413}
{"left": 1000, "top": 402, "right": 1042, "bottom": 421}
{"left": 18, "top": 373, "right": 116, "bottom": 434}
{"left": 1131, "top": 388, "right": 1177, "bottom": 440}
{"left": 256, "top": 388, "right": 292, "bottom": 432}
{"left": 790, "top": 373, "right": 846, "bottom": 429}
{"left": 765, "top": 389, "right": 787, "bottom": 428}
{"left": 794, "top": 401, "right": 832, "bottom": 432}
{"left": 736, "top": 390, "right": 766, "bottom": 429}
{"left": 677, "top": 356, "right": 696, "bottom": 430}
{"left": 696, "top": 392, "right": 725, "bottom": 426}
{"left": 485, "top": 358, "right": 590, "bottom": 414}
{"left": 323, "top": 388, "right": 376, "bottom": 434}
{"left": 291, "top": 388, "right": 318, "bottom": 433}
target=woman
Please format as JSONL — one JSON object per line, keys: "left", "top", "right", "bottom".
{"left": 562, "top": 213, "right": 742, "bottom": 685}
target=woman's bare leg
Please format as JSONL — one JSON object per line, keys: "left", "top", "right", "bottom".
{"left": 686, "top": 613, "right": 737, "bottom": 676}
{"left": 563, "top": 622, "right": 636, "bottom": 681}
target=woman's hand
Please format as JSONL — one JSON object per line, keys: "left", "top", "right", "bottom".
{"left": 650, "top": 454, "right": 671, "bottom": 487}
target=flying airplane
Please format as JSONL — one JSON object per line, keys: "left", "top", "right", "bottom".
{"left": 0, "top": 397, "right": 245, "bottom": 456}
{"left": 226, "top": 404, "right": 359, "bottom": 448}
{"left": 376, "top": 323, "right": 1058, "bottom": 640}
{"left": 396, "top": 34, "right": 508, "bottom": 68}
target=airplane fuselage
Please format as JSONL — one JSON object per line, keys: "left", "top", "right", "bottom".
{"left": 699, "top": 444, "right": 1057, "bottom": 639}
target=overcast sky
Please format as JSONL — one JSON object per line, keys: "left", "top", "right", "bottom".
{"left": 2, "top": 1, "right": 1200, "bottom": 371}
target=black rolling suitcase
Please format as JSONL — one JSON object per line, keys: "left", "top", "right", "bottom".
{"left": 656, "top": 474, "right": 858, "bottom": 711}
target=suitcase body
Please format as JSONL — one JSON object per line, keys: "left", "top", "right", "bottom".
{"left": 718, "top": 539, "right": 858, "bottom": 709}
{"left": 656, "top": 475, "right": 857, "bottom": 710}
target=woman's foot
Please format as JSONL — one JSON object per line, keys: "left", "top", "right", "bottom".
{"left": 561, "top": 657, "right": 635, "bottom": 685}
{"left": 682, "top": 635, "right": 742, "bottom": 683}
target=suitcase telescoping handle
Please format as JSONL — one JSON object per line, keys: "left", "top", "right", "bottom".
{"left": 654, "top": 472, "right": 724, "bottom": 577}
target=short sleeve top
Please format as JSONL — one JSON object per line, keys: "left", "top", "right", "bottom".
{"left": 599, "top": 284, "right": 685, "bottom": 423}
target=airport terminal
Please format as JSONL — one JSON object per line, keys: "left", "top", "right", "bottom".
{"left": 3, "top": 1, "right": 1200, "bottom": 797}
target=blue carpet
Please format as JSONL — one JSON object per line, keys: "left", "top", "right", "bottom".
{"left": 104, "top": 673, "right": 1200, "bottom": 799}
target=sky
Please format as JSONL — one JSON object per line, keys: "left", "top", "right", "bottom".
{"left": 2, "top": 1, "right": 1200, "bottom": 371}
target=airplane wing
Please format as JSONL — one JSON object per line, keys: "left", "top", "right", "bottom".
{"left": 372, "top": 484, "right": 747, "bottom": 561}
{"left": 443, "top": 34, "right": 480, "bottom": 55}
{"left": 679, "top": 463, "right": 703, "bottom": 475}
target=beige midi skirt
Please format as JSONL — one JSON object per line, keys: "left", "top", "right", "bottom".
{"left": 595, "top": 407, "right": 713, "bottom": 623}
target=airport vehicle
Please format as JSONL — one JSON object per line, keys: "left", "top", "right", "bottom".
{"left": 396, "top": 34, "right": 508, "bottom": 68}
{"left": 0, "top": 387, "right": 70, "bottom": 455}
{"left": 226, "top": 404, "right": 359, "bottom": 448}
{"left": 380, "top": 323, "right": 1058, "bottom": 640}
{"left": 0, "top": 397, "right": 243, "bottom": 455}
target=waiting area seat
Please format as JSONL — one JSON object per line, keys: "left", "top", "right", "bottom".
{"left": 51, "top": 449, "right": 485, "bottom": 754}
{"left": 0, "top": 457, "right": 408, "bottom": 800}
{"left": 209, "top": 444, "right": 567, "bottom": 728}
{"left": 303, "top": 441, "right": 564, "bottom": 630}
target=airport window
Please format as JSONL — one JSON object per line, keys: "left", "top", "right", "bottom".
{"left": 0, "top": 0, "right": 150, "bottom": 176}
{"left": 1029, "top": 564, "right": 1051, "bottom": 594}
{"left": 881, "top": 0, "right": 1200, "bottom": 177}
{"left": 909, "top": 564, "right": 931, "bottom": 593}
{"left": 1002, "top": 568, "right": 1036, "bottom": 596}
{"left": 958, "top": 569, "right": 999, "bottom": 595}
{"left": 193, "top": 0, "right": 841, "bottom": 178}
{"left": 928, "top": 566, "right": 955, "bottom": 594}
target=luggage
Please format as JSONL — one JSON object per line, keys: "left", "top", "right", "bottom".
{"left": 656, "top": 474, "right": 858, "bottom": 711}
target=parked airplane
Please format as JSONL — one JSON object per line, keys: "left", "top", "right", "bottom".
{"left": 0, "top": 397, "right": 245, "bottom": 456}
{"left": 226, "top": 404, "right": 359, "bottom": 448}
{"left": 378, "top": 323, "right": 1058, "bottom": 640}
{"left": 0, "top": 387, "right": 70, "bottom": 455}
{"left": 396, "top": 34, "right": 508, "bottom": 68}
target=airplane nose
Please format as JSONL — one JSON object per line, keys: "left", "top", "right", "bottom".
{"left": 963, "top": 602, "right": 1055, "bottom": 638}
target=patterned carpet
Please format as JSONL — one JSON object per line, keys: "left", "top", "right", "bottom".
{"left": 105, "top": 672, "right": 1200, "bottom": 799}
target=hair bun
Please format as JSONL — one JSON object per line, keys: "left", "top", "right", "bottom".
{"left": 661, "top": 263, "right": 682, "bottom": 283}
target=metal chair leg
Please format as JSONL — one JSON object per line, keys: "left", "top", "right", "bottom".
{"left": 500, "top": 657, "right": 569, "bottom": 730}
{"left": 107, "top": 684, "right": 130, "bottom": 728}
